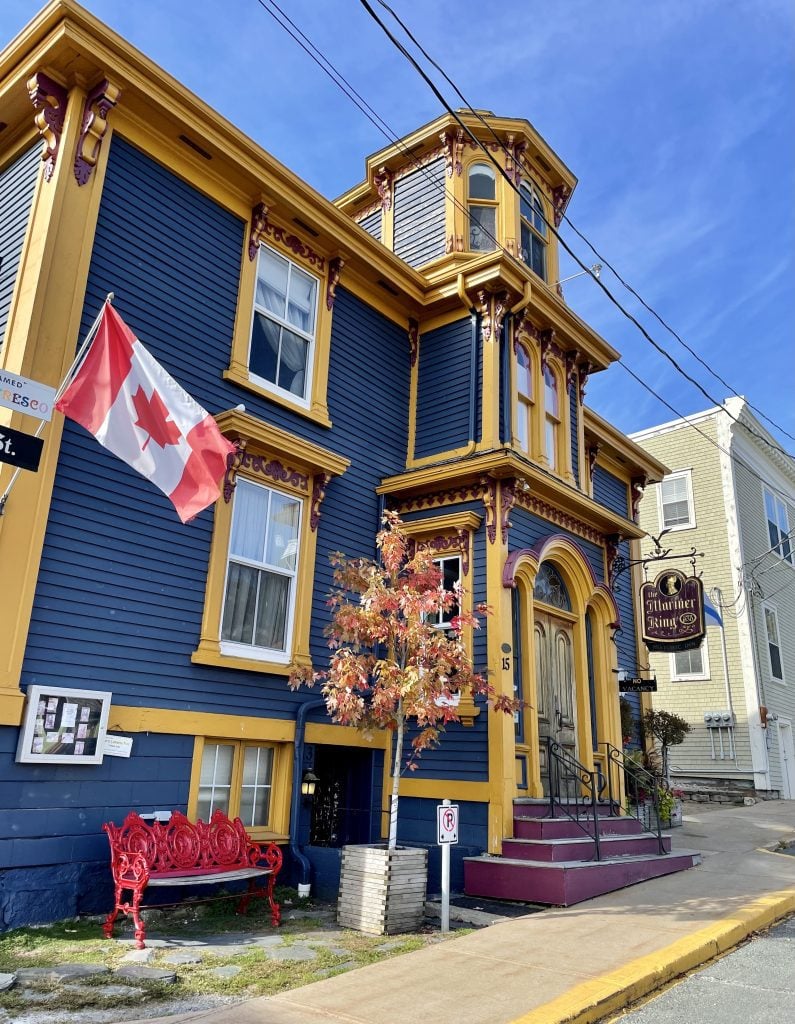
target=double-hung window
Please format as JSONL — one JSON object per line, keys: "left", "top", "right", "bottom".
{"left": 516, "top": 341, "right": 534, "bottom": 454}
{"left": 543, "top": 364, "right": 560, "bottom": 471}
{"left": 468, "top": 163, "right": 498, "bottom": 252}
{"left": 764, "top": 605, "right": 784, "bottom": 682}
{"left": 764, "top": 488, "right": 793, "bottom": 565}
{"left": 193, "top": 738, "right": 282, "bottom": 837}
{"left": 221, "top": 478, "right": 301, "bottom": 662}
{"left": 519, "top": 180, "right": 547, "bottom": 281}
{"left": 250, "top": 245, "right": 318, "bottom": 403}
{"left": 671, "top": 642, "right": 709, "bottom": 681}
{"left": 659, "top": 471, "right": 695, "bottom": 531}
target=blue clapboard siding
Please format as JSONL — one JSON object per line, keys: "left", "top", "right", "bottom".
{"left": 393, "top": 159, "right": 446, "bottom": 268}
{"left": 614, "top": 539, "right": 640, "bottom": 677}
{"left": 593, "top": 465, "right": 629, "bottom": 519}
{"left": 0, "top": 144, "right": 40, "bottom": 351}
{"left": 357, "top": 208, "right": 382, "bottom": 242}
{"left": 509, "top": 505, "right": 605, "bottom": 584}
{"left": 415, "top": 318, "right": 472, "bottom": 460}
{"left": 570, "top": 386, "right": 579, "bottom": 486}
{"left": 398, "top": 798, "right": 487, "bottom": 893}
{"left": 21, "top": 135, "right": 409, "bottom": 720}
{"left": 0, "top": 726, "right": 192, "bottom": 926}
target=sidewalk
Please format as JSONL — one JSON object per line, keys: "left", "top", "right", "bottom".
{"left": 134, "top": 801, "right": 795, "bottom": 1024}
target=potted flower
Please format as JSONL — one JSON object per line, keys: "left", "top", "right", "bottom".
{"left": 291, "top": 512, "right": 517, "bottom": 933}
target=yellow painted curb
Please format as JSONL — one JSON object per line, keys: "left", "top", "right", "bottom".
{"left": 507, "top": 887, "right": 795, "bottom": 1024}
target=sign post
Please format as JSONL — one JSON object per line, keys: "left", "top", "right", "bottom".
{"left": 437, "top": 799, "right": 459, "bottom": 934}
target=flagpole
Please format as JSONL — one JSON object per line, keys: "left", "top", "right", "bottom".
{"left": 0, "top": 294, "right": 113, "bottom": 515}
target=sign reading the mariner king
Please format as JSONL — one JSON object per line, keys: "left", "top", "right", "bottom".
{"left": 0, "top": 369, "right": 56, "bottom": 421}
{"left": 641, "top": 568, "right": 705, "bottom": 653}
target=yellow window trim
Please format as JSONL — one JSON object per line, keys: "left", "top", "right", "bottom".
{"left": 192, "top": 409, "right": 349, "bottom": 675}
{"left": 512, "top": 335, "right": 542, "bottom": 461}
{"left": 227, "top": 216, "right": 338, "bottom": 429}
{"left": 187, "top": 735, "right": 292, "bottom": 841}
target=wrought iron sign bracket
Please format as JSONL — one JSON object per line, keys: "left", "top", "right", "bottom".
{"left": 609, "top": 537, "right": 704, "bottom": 594}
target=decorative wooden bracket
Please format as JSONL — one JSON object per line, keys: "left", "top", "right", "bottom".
{"left": 500, "top": 479, "right": 517, "bottom": 545}
{"left": 27, "top": 71, "right": 68, "bottom": 182}
{"left": 374, "top": 166, "right": 394, "bottom": 211}
{"left": 223, "top": 438, "right": 309, "bottom": 502}
{"left": 552, "top": 183, "right": 572, "bottom": 227}
{"left": 587, "top": 443, "right": 601, "bottom": 481}
{"left": 223, "top": 440, "right": 247, "bottom": 502}
{"left": 249, "top": 202, "right": 269, "bottom": 260}
{"left": 539, "top": 329, "right": 555, "bottom": 369}
{"left": 630, "top": 476, "right": 647, "bottom": 523}
{"left": 310, "top": 473, "right": 331, "bottom": 531}
{"left": 408, "top": 318, "right": 419, "bottom": 368}
{"left": 505, "top": 134, "right": 528, "bottom": 187}
{"left": 578, "top": 361, "right": 594, "bottom": 404}
{"left": 440, "top": 128, "right": 465, "bottom": 178}
{"left": 482, "top": 477, "right": 498, "bottom": 544}
{"left": 565, "top": 351, "right": 580, "bottom": 394}
{"left": 74, "top": 79, "right": 121, "bottom": 185}
{"left": 477, "top": 289, "right": 512, "bottom": 344}
{"left": 326, "top": 256, "right": 345, "bottom": 310}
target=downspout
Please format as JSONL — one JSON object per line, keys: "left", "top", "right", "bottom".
{"left": 289, "top": 696, "right": 327, "bottom": 896}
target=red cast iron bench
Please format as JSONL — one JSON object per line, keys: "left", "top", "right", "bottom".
{"left": 102, "top": 809, "right": 282, "bottom": 949}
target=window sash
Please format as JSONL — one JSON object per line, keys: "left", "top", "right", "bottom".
{"left": 197, "top": 741, "right": 275, "bottom": 830}
{"left": 469, "top": 204, "right": 497, "bottom": 252}
{"left": 764, "top": 607, "right": 784, "bottom": 681}
{"left": 430, "top": 555, "right": 461, "bottom": 627}
{"left": 660, "top": 473, "right": 694, "bottom": 529}
{"left": 764, "top": 488, "right": 793, "bottom": 564}
{"left": 673, "top": 645, "right": 705, "bottom": 678}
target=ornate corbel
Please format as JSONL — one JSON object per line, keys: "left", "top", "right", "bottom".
{"left": 408, "top": 318, "right": 419, "bottom": 367}
{"left": 310, "top": 473, "right": 331, "bottom": 531}
{"left": 605, "top": 533, "right": 622, "bottom": 590}
{"left": 446, "top": 233, "right": 464, "bottom": 254}
{"left": 539, "top": 329, "right": 555, "bottom": 369}
{"left": 74, "top": 79, "right": 121, "bottom": 186}
{"left": 440, "top": 128, "right": 464, "bottom": 178}
{"left": 565, "top": 351, "right": 580, "bottom": 394}
{"left": 630, "top": 476, "right": 647, "bottom": 522}
{"left": 456, "top": 528, "right": 471, "bottom": 576}
{"left": 587, "top": 443, "right": 601, "bottom": 480}
{"left": 248, "top": 202, "right": 269, "bottom": 260}
{"left": 27, "top": 72, "right": 68, "bottom": 182}
{"left": 374, "top": 166, "right": 394, "bottom": 211}
{"left": 326, "top": 256, "right": 345, "bottom": 310}
{"left": 505, "top": 134, "right": 527, "bottom": 187}
{"left": 516, "top": 311, "right": 539, "bottom": 343}
{"left": 223, "top": 439, "right": 247, "bottom": 502}
{"left": 482, "top": 477, "right": 498, "bottom": 544}
{"left": 552, "top": 183, "right": 571, "bottom": 227}
{"left": 578, "top": 361, "right": 594, "bottom": 404}
{"left": 477, "top": 289, "right": 511, "bottom": 344}
{"left": 500, "top": 480, "right": 516, "bottom": 545}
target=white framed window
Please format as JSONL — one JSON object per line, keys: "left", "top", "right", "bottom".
{"left": 468, "top": 162, "right": 497, "bottom": 252}
{"left": 543, "top": 363, "right": 560, "bottom": 471}
{"left": 519, "top": 179, "right": 547, "bottom": 281}
{"left": 658, "top": 470, "right": 696, "bottom": 531}
{"left": 249, "top": 244, "right": 319, "bottom": 404}
{"left": 196, "top": 740, "right": 275, "bottom": 831}
{"left": 763, "top": 488, "right": 793, "bottom": 566}
{"left": 763, "top": 604, "right": 785, "bottom": 683}
{"left": 515, "top": 341, "right": 533, "bottom": 453}
{"left": 429, "top": 555, "right": 461, "bottom": 628}
{"left": 670, "top": 641, "right": 710, "bottom": 681}
{"left": 220, "top": 478, "right": 301, "bottom": 663}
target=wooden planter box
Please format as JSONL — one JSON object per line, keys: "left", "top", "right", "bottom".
{"left": 337, "top": 844, "right": 428, "bottom": 935}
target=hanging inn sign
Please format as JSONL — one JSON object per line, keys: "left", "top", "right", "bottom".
{"left": 640, "top": 568, "right": 706, "bottom": 653}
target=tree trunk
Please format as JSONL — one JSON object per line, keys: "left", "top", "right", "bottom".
{"left": 388, "top": 702, "right": 404, "bottom": 850}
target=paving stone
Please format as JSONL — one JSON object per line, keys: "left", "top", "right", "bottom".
{"left": 211, "top": 965, "right": 242, "bottom": 979}
{"left": 374, "top": 941, "right": 403, "bottom": 952}
{"left": 314, "top": 960, "right": 358, "bottom": 977}
{"left": 201, "top": 944, "right": 251, "bottom": 958}
{"left": 117, "top": 937, "right": 173, "bottom": 948}
{"left": 121, "top": 947, "right": 157, "bottom": 964}
{"left": 250, "top": 934, "right": 285, "bottom": 948}
{"left": 64, "top": 983, "right": 146, "bottom": 999}
{"left": 266, "top": 944, "right": 318, "bottom": 962}
{"left": 162, "top": 951, "right": 203, "bottom": 965}
{"left": 115, "top": 965, "right": 178, "bottom": 984}
{"left": 15, "top": 963, "right": 111, "bottom": 981}
{"left": 0, "top": 974, "right": 14, "bottom": 992}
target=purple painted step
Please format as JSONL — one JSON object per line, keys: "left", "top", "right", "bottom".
{"left": 464, "top": 850, "right": 701, "bottom": 906}
{"left": 513, "top": 814, "right": 647, "bottom": 840}
{"left": 502, "top": 832, "right": 671, "bottom": 862}
{"left": 514, "top": 798, "right": 616, "bottom": 818}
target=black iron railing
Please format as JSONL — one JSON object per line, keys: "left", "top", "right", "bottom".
{"left": 603, "top": 742, "right": 667, "bottom": 855}
{"left": 545, "top": 737, "right": 602, "bottom": 862}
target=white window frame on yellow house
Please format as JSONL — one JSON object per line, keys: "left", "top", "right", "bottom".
{"left": 467, "top": 161, "right": 499, "bottom": 253}
{"left": 543, "top": 358, "right": 566, "bottom": 475}
{"left": 670, "top": 639, "right": 710, "bottom": 682}
{"left": 658, "top": 470, "right": 696, "bottom": 532}
{"left": 188, "top": 735, "right": 291, "bottom": 843}
{"left": 513, "top": 336, "right": 540, "bottom": 459}
{"left": 192, "top": 408, "right": 349, "bottom": 676}
{"left": 400, "top": 510, "right": 483, "bottom": 725}
{"left": 224, "top": 212, "right": 338, "bottom": 428}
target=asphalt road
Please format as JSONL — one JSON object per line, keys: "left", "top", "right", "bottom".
{"left": 612, "top": 913, "right": 795, "bottom": 1024}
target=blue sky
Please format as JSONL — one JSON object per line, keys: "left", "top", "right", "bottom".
{"left": 2, "top": 0, "right": 793, "bottom": 450}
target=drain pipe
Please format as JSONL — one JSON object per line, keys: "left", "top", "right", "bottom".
{"left": 289, "top": 697, "right": 327, "bottom": 898}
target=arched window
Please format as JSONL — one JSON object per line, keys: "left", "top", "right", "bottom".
{"left": 515, "top": 341, "right": 533, "bottom": 453}
{"left": 543, "top": 363, "right": 560, "bottom": 471}
{"left": 520, "top": 180, "right": 547, "bottom": 280}
{"left": 468, "top": 163, "right": 497, "bottom": 252}
{"left": 533, "top": 562, "right": 571, "bottom": 611}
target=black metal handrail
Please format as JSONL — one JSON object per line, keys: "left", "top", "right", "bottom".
{"left": 603, "top": 742, "right": 667, "bottom": 855}
{"left": 545, "top": 737, "right": 602, "bottom": 862}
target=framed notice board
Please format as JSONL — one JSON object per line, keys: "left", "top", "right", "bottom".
{"left": 16, "top": 685, "right": 112, "bottom": 765}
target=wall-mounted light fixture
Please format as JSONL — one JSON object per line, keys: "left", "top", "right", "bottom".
{"left": 555, "top": 263, "right": 602, "bottom": 287}
{"left": 301, "top": 770, "right": 319, "bottom": 798}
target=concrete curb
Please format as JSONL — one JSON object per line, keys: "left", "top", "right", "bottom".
{"left": 507, "top": 887, "right": 795, "bottom": 1024}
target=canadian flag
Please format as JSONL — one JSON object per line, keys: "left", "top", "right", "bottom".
{"left": 56, "top": 303, "right": 236, "bottom": 523}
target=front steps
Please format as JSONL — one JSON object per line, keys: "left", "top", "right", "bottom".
{"left": 464, "top": 799, "right": 701, "bottom": 907}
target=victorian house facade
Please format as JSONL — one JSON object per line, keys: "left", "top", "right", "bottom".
{"left": 0, "top": 1, "right": 685, "bottom": 928}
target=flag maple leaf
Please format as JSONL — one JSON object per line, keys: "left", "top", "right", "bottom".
{"left": 132, "top": 387, "right": 183, "bottom": 450}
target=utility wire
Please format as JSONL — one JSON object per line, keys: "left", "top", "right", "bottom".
{"left": 251, "top": 0, "right": 795, "bottom": 507}
{"left": 364, "top": 0, "right": 795, "bottom": 460}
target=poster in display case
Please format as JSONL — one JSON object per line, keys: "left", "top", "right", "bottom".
{"left": 16, "top": 685, "right": 112, "bottom": 765}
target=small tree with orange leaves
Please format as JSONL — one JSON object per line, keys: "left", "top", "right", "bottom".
{"left": 291, "top": 511, "right": 518, "bottom": 850}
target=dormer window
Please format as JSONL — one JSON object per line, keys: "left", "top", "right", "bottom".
{"left": 468, "top": 163, "right": 497, "bottom": 252}
{"left": 520, "top": 180, "right": 547, "bottom": 280}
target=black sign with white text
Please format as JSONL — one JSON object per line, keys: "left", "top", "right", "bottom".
{"left": 0, "top": 425, "right": 43, "bottom": 472}
{"left": 619, "top": 677, "right": 658, "bottom": 693}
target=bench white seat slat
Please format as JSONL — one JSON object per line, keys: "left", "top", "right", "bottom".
{"left": 143, "top": 866, "right": 274, "bottom": 887}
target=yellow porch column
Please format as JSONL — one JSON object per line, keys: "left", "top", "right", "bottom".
{"left": 0, "top": 79, "right": 117, "bottom": 722}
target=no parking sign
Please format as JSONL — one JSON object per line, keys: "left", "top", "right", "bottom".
{"left": 437, "top": 802, "right": 459, "bottom": 844}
